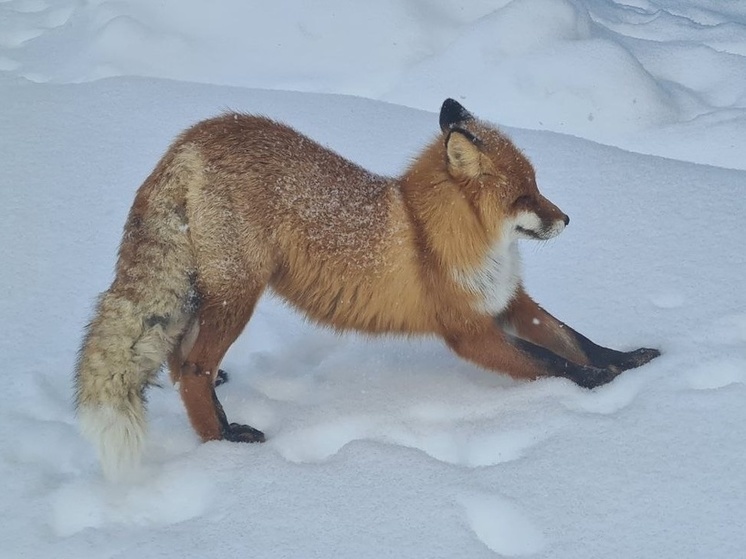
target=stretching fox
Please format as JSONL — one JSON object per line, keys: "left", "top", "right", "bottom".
{"left": 76, "top": 99, "right": 659, "bottom": 480}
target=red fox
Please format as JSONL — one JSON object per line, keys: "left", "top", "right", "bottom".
{"left": 75, "top": 99, "right": 659, "bottom": 480}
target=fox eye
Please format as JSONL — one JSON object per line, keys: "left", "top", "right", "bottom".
{"left": 513, "top": 195, "right": 534, "bottom": 208}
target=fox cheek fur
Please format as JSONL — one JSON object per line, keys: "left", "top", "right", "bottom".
{"left": 75, "top": 98, "right": 660, "bottom": 480}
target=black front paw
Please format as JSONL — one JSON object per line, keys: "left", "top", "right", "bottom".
{"left": 612, "top": 347, "right": 661, "bottom": 371}
{"left": 569, "top": 365, "right": 621, "bottom": 389}
{"left": 222, "top": 422, "right": 266, "bottom": 443}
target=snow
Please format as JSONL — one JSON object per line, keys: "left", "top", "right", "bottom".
{"left": 7, "top": 0, "right": 746, "bottom": 168}
{"left": 1, "top": 1, "right": 745, "bottom": 558}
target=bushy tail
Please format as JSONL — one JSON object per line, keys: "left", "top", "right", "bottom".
{"left": 75, "top": 148, "right": 200, "bottom": 481}
{"left": 75, "top": 290, "right": 191, "bottom": 480}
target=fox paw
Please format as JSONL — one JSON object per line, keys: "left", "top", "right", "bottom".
{"left": 571, "top": 365, "right": 621, "bottom": 389}
{"left": 223, "top": 422, "right": 266, "bottom": 443}
{"left": 612, "top": 347, "right": 661, "bottom": 371}
{"left": 571, "top": 348, "right": 660, "bottom": 389}
{"left": 214, "top": 369, "right": 229, "bottom": 387}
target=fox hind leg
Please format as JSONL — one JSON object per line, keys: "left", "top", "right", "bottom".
{"left": 167, "top": 319, "right": 230, "bottom": 387}
{"left": 167, "top": 318, "right": 199, "bottom": 385}
{"left": 214, "top": 369, "right": 229, "bottom": 387}
{"left": 177, "top": 288, "right": 266, "bottom": 444}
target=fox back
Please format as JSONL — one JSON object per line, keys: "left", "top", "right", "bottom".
{"left": 170, "top": 104, "right": 566, "bottom": 337}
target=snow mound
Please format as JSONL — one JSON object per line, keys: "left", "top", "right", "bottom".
{"left": 2, "top": 0, "right": 746, "bottom": 167}
{"left": 384, "top": 0, "right": 679, "bottom": 140}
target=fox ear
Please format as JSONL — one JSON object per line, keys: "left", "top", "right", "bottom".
{"left": 440, "top": 98, "right": 474, "bottom": 132}
{"left": 445, "top": 129, "right": 483, "bottom": 179}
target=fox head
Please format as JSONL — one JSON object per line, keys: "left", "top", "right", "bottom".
{"left": 438, "top": 98, "right": 569, "bottom": 242}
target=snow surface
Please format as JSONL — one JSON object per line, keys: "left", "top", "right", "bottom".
{"left": 1, "top": 1, "right": 745, "bottom": 558}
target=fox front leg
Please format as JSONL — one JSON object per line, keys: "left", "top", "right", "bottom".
{"left": 500, "top": 288, "right": 660, "bottom": 375}
{"left": 444, "top": 319, "right": 624, "bottom": 389}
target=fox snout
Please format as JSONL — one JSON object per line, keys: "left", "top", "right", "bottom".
{"left": 543, "top": 212, "right": 569, "bottom": 239}
{"left": 513, "top": 196, "right": 569, "bottom": 240}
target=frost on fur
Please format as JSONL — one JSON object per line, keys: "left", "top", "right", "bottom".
{"left": 72, "top": 101, "right": 660, "bottom": 478}
{"left": 78, "top": 403, "right": 145, "bottom": 482}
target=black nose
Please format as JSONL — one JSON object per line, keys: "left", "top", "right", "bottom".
{"left": 563, "top": 214, "right": 570, "bottom": 226}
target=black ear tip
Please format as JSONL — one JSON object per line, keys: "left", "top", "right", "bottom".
{"left": 441, "top": 98, "right": 458, "bottom": 110}
{"left": 439, "top": 98, "right": 473, "bottom": 132}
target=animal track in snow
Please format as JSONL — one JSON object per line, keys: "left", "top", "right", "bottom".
{"left": 684, "top": 357, "right": 746, "bottom": 390}
{"left": 42, "top": 4, "right": 75, "bottom": 28}
{"left": 0, "top": 55, "right": 19, "bottom": 70}
{"left": 700, "top": 313, "right": 746, "bottom": 346}
{"left": 10, "top": 0, "right": 47, "bottom": 11}
{"left": 676, "top": 315, "right": 746, "bottom": 390}
{"left": 650, "top": 291, "right": 685, "bottom": 309}
{"left": 395, "top": 427, "right": 549, "bottom": 467}
{"left": 251, "top": 369, "right": 319, "bottom": 404}
{"left": 0, "top": 27, "right": 44, "bottom": 47}
{"left": 243, "top": 346, "right": 338, "bottom": 405}
{"left": 460, "top": 493, "right": 545, "bottom": 556}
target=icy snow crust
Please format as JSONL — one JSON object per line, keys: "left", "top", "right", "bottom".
{"left": 1, "top": 1, "right": 745, "bottom": 558}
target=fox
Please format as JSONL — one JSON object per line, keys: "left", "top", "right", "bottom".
{"left": 75, "top": 99, "right": 660, "bottom": 480}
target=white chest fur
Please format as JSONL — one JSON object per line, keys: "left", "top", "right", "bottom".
{"left": 453, "top": 238, "right": 522, "bottom": 315}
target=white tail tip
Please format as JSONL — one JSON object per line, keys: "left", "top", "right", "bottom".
{"left": 78, "top": 404, "right": 145, "bottom": 482}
